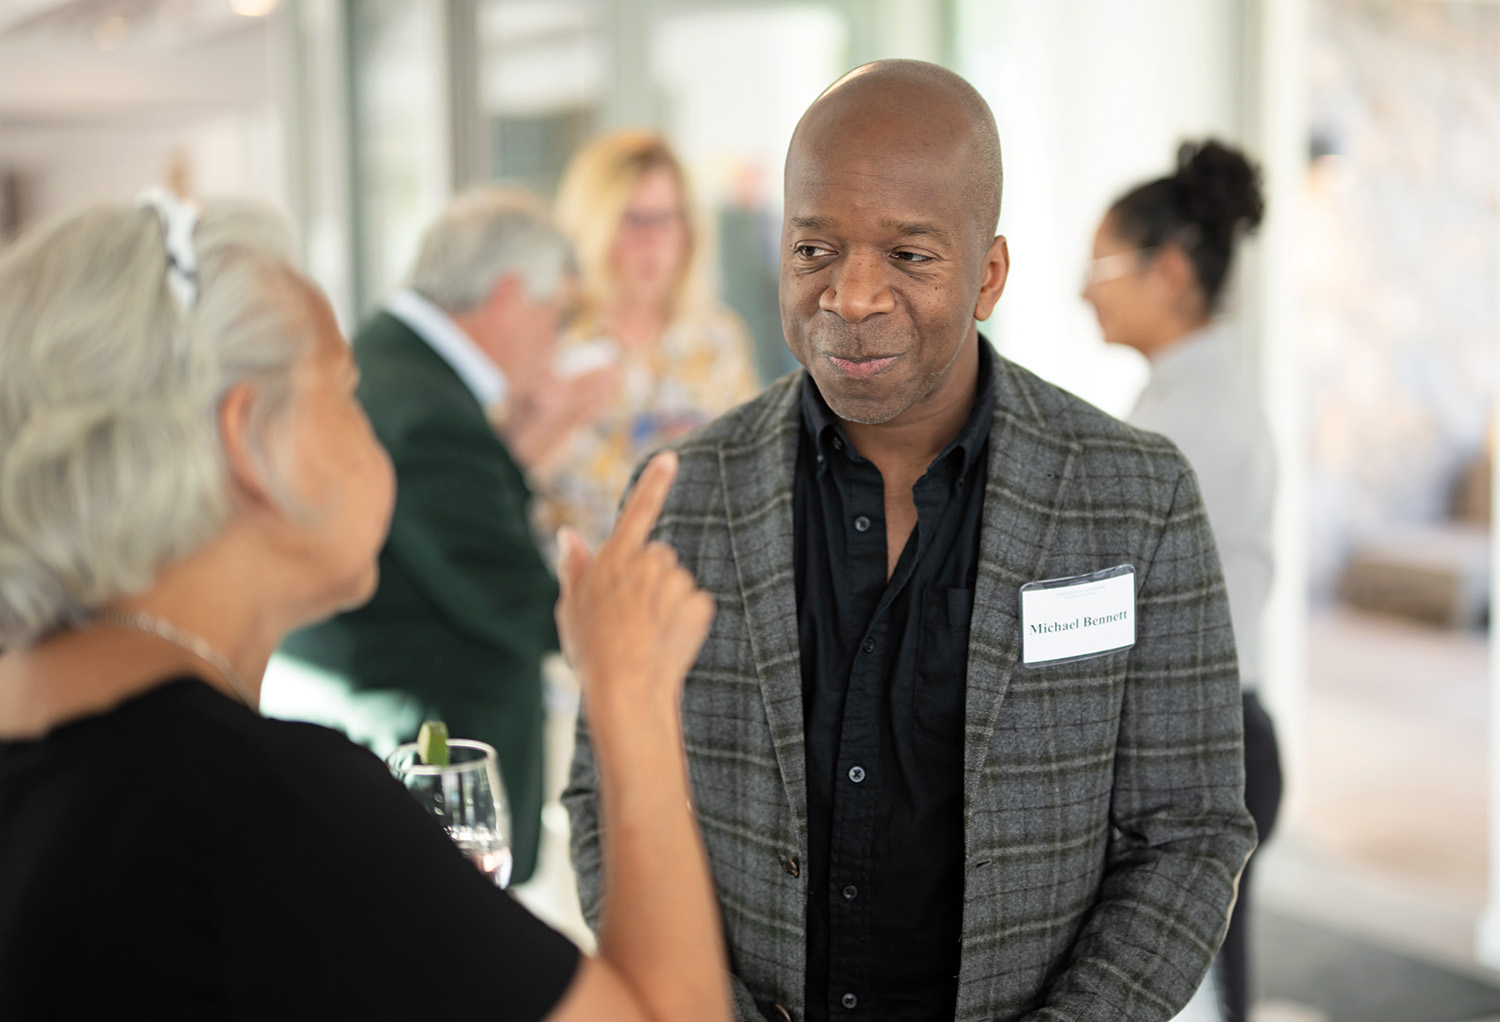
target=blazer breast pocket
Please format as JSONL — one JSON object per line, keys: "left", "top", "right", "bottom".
{"left": 912, "top": 586, "right": 973, "bottom": 742}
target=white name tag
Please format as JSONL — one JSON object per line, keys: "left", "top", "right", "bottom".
{"left": 1019, "top": 565, "right": 1136, "bottom": 666}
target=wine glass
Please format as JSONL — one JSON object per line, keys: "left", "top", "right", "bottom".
{"left": 386, "top": 738, "right": 513, "bottom": 888}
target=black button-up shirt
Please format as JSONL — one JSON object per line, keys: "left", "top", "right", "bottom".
{"left": 794, "top": 340, "right": 996, "bottom": 1021}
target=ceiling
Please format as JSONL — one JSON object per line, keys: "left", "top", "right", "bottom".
{"left": 0, "top": 0, "right": 276, "bottom": 126}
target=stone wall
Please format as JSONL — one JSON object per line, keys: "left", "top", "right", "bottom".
{"left": 1303, "top": 0, "right": 1498, "bottom": 595}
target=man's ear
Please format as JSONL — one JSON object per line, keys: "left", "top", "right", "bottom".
{"left": 483, "top": 273, "right": 526, "bottom": 320}
{"left": 973, "top": 235, "right": 1010, "bottom": 322}
{"left": 478, "top": 273, "right": 529, "bottom": 346}
{"left": 218, "top": 382, "right": 277, "bottom": 510}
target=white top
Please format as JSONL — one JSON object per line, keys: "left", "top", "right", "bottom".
{"left": 386, "top": 288, "right": 508, "bottom": 409}
{"left": 1128, "top": 322, "right": 1275, "bottom": 689}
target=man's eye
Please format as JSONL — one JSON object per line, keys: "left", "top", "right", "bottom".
{"left": 893, "top": 250, "right": 932, "bottom": 263}
{"left": 794, "top": 244, "right": 832, "bottom": 259}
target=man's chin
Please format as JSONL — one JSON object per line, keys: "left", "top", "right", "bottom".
{"left": 812, "top": 377, "right": 906, "bottom": 426}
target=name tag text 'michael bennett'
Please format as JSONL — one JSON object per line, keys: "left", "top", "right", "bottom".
{"left": 1029, "top": 611, "right": 1131, "bottom": 635}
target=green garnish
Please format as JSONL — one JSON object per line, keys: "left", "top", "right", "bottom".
{"left": 417, "top": 720, "right": 449, "bottom": 766}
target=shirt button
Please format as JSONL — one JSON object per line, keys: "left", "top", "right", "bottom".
{"left": 779, "top": 854, "right": 800, "bottom": 878}
{"left": 832, "top": 436, "right": 844, "bottom": 451}
{"left": 842, "top": 992, "right": 858, "bottom": 1009}
{"left": 848, "top": 765, "right": 865, "bottom": 783}
{"left": 842, "top": 884, "right": 858, "bottom": 900}
{"left": 861, "top": 638, "right": 875, "bottom": 653}
{"left": 853, "top": 514, "right": 871, "bottom": 532}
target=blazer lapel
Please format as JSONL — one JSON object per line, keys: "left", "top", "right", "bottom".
{"left": 963, "top": 356, "right": 1082, "bottom": 783}
{"left": 718, "top": 375, "right": 810, "bottom": 843}
{"left": 712, "top": 360, "right": 1084, "bottom": 838}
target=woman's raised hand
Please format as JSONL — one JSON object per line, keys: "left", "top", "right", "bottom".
{"left": 555, "top": 452, "right": 714, "bottom": 704}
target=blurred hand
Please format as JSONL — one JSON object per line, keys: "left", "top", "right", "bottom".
{"left": 567, "top": 363, "right": 624, "bottom": 423}
{"left": 555, "top": 452, "right": 714, "bottom": 708}
{"left": 496, "top": 365, "right": 622, "bottom": 473}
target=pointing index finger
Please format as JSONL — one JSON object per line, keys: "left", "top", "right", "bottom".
{"left": 608, "top": 451, "right": 679, "bottom": 552}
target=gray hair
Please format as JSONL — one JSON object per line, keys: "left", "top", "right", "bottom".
{"left": 0, "top": 200, "right": 314, "bottom": 647}
{"left": 406, "top": 186, "right": 573, "bottom": 313}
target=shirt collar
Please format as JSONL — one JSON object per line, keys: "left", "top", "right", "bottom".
{"left": 800, "top": 334, "right": 997, "bottom": 480}
{"left": 386, "top": 288, "right": 509, "bottom": 408}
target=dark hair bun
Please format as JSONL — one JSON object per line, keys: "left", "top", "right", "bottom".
{"left": 1174, "top": 139, "right": 1264, "bottom": 238}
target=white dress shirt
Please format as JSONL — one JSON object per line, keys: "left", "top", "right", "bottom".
{"left": 1129, "top": 322, "right": 1275, "bottom": 690}
{"left": 386, "top": 288, "right": 508, "bottom": 409}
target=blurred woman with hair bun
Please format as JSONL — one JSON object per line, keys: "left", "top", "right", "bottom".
{"left": 1082, "top": 138, "right": 1281, "bottom": 1022}
{"left": 544, "top": 129, "right": 760, "bottom": 545}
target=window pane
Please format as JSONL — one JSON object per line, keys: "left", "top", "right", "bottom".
{"left": 480, "top": 0, "right": 605, "bottom": 198}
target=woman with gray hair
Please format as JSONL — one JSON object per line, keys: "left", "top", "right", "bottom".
{"left": 0, "top": 196, "right": 730, "bottom": 1021}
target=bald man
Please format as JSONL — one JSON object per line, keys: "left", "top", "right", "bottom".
{"left": 565, "top": 61, "right": 1256, "bottom": 1022}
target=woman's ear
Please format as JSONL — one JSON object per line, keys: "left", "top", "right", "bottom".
{"left": 218, "top": 382, "right": 278, "bottom": 510}
{"left": 1154, "top": 245, "right": 1203, "bottom": 314}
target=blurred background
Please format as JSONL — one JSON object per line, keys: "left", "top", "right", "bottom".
{"left": 0, "top": 0, "right": 1495, "bottom": 1018}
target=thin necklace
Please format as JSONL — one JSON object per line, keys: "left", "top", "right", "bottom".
{"left": 93, "top": 610, "right": 258, "bottom": 711}
{"left": 606, "top": 314, "right": 663, "bottom": 352}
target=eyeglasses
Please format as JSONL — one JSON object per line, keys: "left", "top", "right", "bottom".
{"left": 620, "top": 208, "right": 685, "bottom": 234}
{"left": 1081, "top": 247, "right": 1157, "bottom": 291}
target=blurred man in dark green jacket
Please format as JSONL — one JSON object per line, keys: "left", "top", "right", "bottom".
{"left": 279, "top": 188, "right": 588, "bottom": 884}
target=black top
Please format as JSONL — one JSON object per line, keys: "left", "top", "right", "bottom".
{"left": 794, "top": 340, "right": 996, "bottom": 1021}
{"left": 0, "top": 678, "right": 579, "bottom": 1020}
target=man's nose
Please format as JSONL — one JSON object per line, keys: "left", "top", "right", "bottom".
{"left": 819, "top": 252, "right": 896, "bottom": 322}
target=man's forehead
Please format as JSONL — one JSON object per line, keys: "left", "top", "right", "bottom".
{"left": 786, "top": 131, "right": 965, "bottom": 209}
{"left": 787, "top": 102, "right": 970, "bottom": 194}
{"left": 788, "top": 122, "right": 955, "bottom": 178}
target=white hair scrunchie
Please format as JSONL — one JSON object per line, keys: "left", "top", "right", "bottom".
{"left": 136, "top": 186, "right": 202, "bottom": 311}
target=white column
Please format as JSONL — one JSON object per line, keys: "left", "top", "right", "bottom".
{"left": 1248, "top": 0, "right": 1311, "bottom": 817}
{"left": 600, "top": 0, "right": 658, "bottom": 129}
{"left": 286, "top": 0, "right": 355, "bottom": 329}
{"left": 1476, "top": 28, "right": 1500, "bottom": 973}
{"left": 443, "top": 0, "right": 484, "bottom": 192}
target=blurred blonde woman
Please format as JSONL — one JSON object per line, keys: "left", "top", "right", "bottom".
{"left": 0, "top": 194, "right": 729, "bottom": 1021}
{"left": 545, "top": 130, "right": 760, "bottom": 545}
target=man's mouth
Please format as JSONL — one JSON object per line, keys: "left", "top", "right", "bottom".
{"left": 826, "top": 354, "right": 898, "bottom": 379}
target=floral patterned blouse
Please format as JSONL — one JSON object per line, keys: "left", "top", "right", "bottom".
{"left": 537, "top": 306, "right": 761, "bottom": 546}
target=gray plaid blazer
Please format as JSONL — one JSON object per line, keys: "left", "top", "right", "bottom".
{"left": 565, "top": 350, "right": 1257, "bottom": 1022}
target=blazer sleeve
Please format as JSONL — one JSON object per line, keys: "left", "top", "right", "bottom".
{"left": 1027, "top": 465, "right": 1258, "bottom": 1020}
{"left": 563, "top": 705, "right": 783, "bottom": 1022}
{"left": 561, "top": 707, "right": 604, "bottom": 935}
{"left": 383, "top": 413, "right": 560, "bottom": 654}
{"left": 561, "top": 451, "right": 781, "bottom": 1022}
